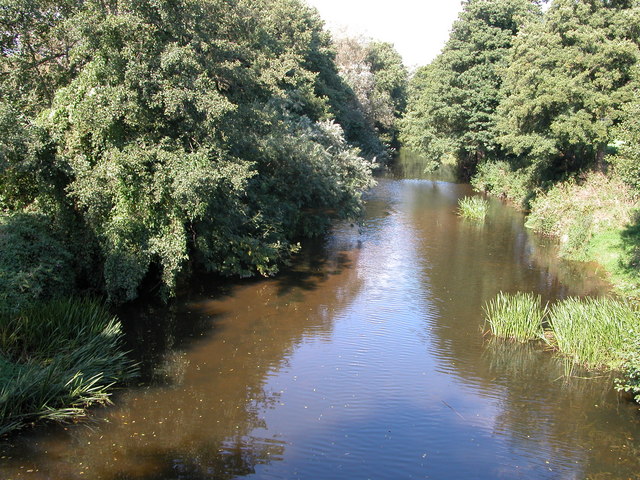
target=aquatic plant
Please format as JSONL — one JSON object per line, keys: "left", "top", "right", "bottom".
{"left": 0, "top": 298, "right": 137, "bottom": 435}
{"left": 483, "top": 292, "right": 546, "bottom": 342}
{"left": 457, "top": 196, "right": 489, "bottom": 221}
{"left": 546, "top": 297, "right": 639, "bottom": 370}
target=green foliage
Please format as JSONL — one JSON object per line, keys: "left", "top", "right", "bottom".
{"left": 471, "top": 160, "right": 533, "bottom": 208}
{"left": 334, "top": 36, "right": 408, "bottom": 154}
{"left": 616, "top": 333, "right": 640, "bottom": 403}
{"left": 611, "top": 78, "right": 640, "bottom": 191}
{"left": 546, "top": 297, "right": 640, "bottom": 370}
{"left": 483, "top": 292, "right": 546, "bottom": 341}
{"left": 525, "top": 172, "right": 635, "bottom": 260}
{"left": 400, "top": 0, "right": 541, "bottom": 175}
{"left": 484, "top": 292, "right": 640, "bottom": 376}
{"left": 0, "top": 0, "right": 379, "bottom": 304}
{"left": 457, "top": 196, "right": 489, "bottom": 221}
{"left": 495, "top": 0, "right": 640, "bottom": 176}
{"left": 0, "top": 297, "right": 136, "bottom": 435}
{"left": 0, "top": 212, "right": 75, "bottom": 313}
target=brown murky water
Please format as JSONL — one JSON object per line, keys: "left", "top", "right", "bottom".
{"left": 1, "top": 151, "right": 639, "bottom": 479}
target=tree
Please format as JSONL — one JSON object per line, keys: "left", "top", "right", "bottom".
{"left": 0, "top": 0, "right": 376, "bottom": 304}
{"left": 334, "top": 36, "right": 408, "bottom": 154}
{"left": 400, "top": 0, "right": 541, "bottom": 177}
{"left": 495, "top": 0, "right": 640, "bottom": 179}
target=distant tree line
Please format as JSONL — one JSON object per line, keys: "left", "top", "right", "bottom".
{"left": 401, "top": 0, "right": 640, "bottom": 203}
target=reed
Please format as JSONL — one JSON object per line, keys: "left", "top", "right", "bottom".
{"left": 457, "top": 196, "right": 489, "bottom": 221}
{"left": 546, "top": 297, "right": 639, "bottom": 370}
{"left": 0, "top": 298, "right": 136, "bottom": 435}
{"left": 483, "top": 292, "right": 546, "bottom": 342}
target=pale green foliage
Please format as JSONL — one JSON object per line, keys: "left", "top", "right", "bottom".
{"left": 525, "top": 172, "right": 636, "bottom": 259}
{"left": 334, "top": 36, "right": 408, "bottom": 152}
{"left": 546, "top": 297, "right": 640, "bottom": 369}
{"left": 484, "top": 292, "right": 546, "bottom": 341}
{"left": 457, "top": 196, "right": 489, "bottom": 221}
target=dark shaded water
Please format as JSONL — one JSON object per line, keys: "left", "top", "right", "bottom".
{"left": 2, "top": 152, "right": 639, "bottom": 479}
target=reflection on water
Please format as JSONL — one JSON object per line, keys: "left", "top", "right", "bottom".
{"left": 1, "top": 151, "right": 639, "bottom": 480}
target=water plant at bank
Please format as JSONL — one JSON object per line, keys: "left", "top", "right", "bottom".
{"left": 0, "top": 298, "right": 137, "bottom": 435}
{"left": 483, "top": 292, "right": 640, "bottom": 402}
{"left": 457, "top": 196, "right": 489, "bottom": 221}
{"left": 483, "top": 292, "right": 546, "bottom": 342}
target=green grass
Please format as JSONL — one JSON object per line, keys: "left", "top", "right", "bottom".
{"left": 0, "top": 297, "right": 137, "bottom": 435}
{"left": 457, "top": 196, "right": 489, "bottom": 221}
{"left": 483, "top": 292, "right": 547, "bottom": 342}
{"left": 545, "top": 296, "right": 639, "bottom": 370}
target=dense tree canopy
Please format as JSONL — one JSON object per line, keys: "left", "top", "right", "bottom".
{"left": 0, "top": 0, "right": 386, "bottom": 307}
{"left": 495, "top": 0, "right": 640, "bottom": 179}
{"left": 402, "top": 0, "right": 640, "bottom": 197}
{"left": 400, "top": 0, "right": 542, "bottom": 176}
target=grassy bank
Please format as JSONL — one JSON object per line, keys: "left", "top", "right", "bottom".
{"left": 484, "top": 293, "right": 640, "bottom": 402}
{"left": 0, "top": 298, "right": 136, "bottom": 435}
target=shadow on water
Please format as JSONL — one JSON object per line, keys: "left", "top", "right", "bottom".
{"left": 2, "top": 150, "right": 640, "bottom": 480}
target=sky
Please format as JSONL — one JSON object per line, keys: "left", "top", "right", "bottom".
{"left": 304, "top": 0, "right": 465, "bottom": 68}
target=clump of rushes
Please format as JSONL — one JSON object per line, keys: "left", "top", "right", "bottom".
{"left": 457, "top": 196, "right": 489, "bottom": 221}
{"left": 545, "top": 297, "right": 639, "bottom": 370}
{"left": 483, "top": 292, "right": 546, "bottom": 342}
{"left": 0, "top": 298, "right": 137, "bottom": 435}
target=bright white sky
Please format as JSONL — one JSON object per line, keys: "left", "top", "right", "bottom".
{"left": 304, "top": 0, "right": 465, "bottom": 68}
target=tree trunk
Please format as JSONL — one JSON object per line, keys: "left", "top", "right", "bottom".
{"left": 595, "top": 144, "right": 607, "bottom": 172}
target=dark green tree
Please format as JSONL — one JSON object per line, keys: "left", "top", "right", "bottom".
{"left": 400, "top": 0, "right": 541, "bottom": 177}
{"left": 0, "top": 0, "right": 376, "bottom": 304}
{"left": 495, "top": 0, "right": 640, "bottom": 179}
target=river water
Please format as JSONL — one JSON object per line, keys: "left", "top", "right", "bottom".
{"left": 1, "top": 152, "right": 639, "bottom": 479}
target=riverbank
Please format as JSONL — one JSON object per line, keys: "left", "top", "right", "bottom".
{"left": 472, "top": 167, "right": 640, "bottom": 404}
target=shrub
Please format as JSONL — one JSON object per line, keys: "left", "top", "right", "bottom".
{"left": 457, "top": 196, "right": 489, "bottom": 221}
{"left": 525, "top": 172, "right": 636, "bottom": 261}
{"left": 0, "top": 212, "right": 75, "bottom": 313}
{"left": 483, "top": 292, "right": 547, "bottom": 342}
{"left": 471, "top": 161, "right": 532, "bottom": 208}
{"left": 616, "top": 333, "right": 640, "bottom": 404}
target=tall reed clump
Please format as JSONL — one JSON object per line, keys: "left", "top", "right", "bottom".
{"left": 483, "top": 292, "right": 546, "bottom": 342}
{"left": 0, "top": 298, "right": 137, "bottom": 435}
{"left": 545, "top": 297, "right": 640, "bottom": 370}
{"left": 457, "top": 196, "right": 489, "bottom": 221}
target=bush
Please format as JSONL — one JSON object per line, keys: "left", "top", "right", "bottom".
{"left": 526, "top": 172, "right": 636, "bottom": 261}
{"left": 471, "top": 161, "right": 532, "bottom": 208}
{"left": 0, "top": 212, "right": 75, "bottom": 313}
{"left": 616, "top": 333, "right": 640, "bottom": 404}
{"left": 0, "top": 297, "right": 136, "bottom": 435}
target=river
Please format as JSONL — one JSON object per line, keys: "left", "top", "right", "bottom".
{"left": 1, "top": 151, "right": 639, "bottom": 479}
